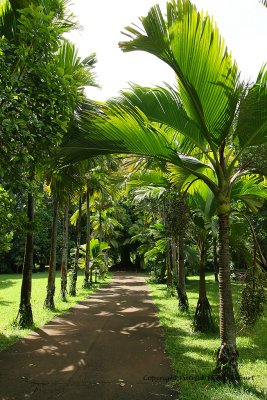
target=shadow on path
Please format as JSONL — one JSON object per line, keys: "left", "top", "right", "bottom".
{"left": 0, "top": 272, "right": 178, "bottom": 400}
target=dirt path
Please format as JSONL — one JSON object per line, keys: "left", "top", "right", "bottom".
{"left": 0, "top": 273, "right": 178, "bottom": 399}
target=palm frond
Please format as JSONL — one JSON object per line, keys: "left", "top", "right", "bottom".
{"left": 128, "top": 168, "right": 168, "bottom": 187}
{"left": 231, "top": 175, "right": 267, "bottom": 212}
{"left": 119, "top": 0, "right": 239, "bottom": 147}
{"left": 168, "top": 156, "right": 215, "bottom": 190}
{"left": 63, "top": 107, "right": 178, "bottom": 163}
{"left": 132, "top": 186, "right": 167, "bottom": 203}
{"left": 108, "top": 84, "right": 206, "bottom": 151}
{"left": 235, "top": 64, "right": 267, "bottom": 149}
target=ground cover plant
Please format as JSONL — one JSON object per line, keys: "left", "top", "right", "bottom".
{"left": 0, "top": 270, "right": 111, "bottom": 351}
{"left": 149, "top": 274, "right": 267, "bottom": 400}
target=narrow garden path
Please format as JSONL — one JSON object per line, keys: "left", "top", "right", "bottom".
{"left": 0, "top": 272, "right": 178, "bottom": 400}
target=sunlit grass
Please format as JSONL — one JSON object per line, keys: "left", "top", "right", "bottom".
{"left": 148, "top": 274, "right": 267, "bottom": 400}
{"left": 0, "top": 270, "right": 112, "bottom": 350}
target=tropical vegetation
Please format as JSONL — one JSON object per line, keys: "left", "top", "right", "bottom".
{"left": 0, "top": 0, "right": 266, "bottom": 395}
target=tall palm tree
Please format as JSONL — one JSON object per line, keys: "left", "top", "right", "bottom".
{"left": 63, "top": 0, "right": 267, "bottom": 381}
{"left": 69, "top": 193, "right": 82, "bottom": 296}
{"left": 68, "top": 156, "right": 118, "bottom": 286}
{"left": 43, "top": 161, "right": 84, "bottom": 306}
{"left": 82, "top": 175, "right": 91, "bottom": 288}
{"left": 43, "top": 38, "right": 99, "bottom": 308}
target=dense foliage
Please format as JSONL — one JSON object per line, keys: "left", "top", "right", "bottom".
{"left": 0, "top": 0, "right": 266, "bottom": 391}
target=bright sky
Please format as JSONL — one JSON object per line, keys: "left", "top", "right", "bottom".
{"left": 66, "top": 0, "right": 267, "bottom": 101}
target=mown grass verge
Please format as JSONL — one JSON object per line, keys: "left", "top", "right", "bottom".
{"left": 148, "top": 274, "right": 267, "bottom": 400}
{"left": 0, "top": 270, "right": 112, "bottom": 351}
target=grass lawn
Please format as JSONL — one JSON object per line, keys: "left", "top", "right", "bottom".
{"left": 148, "top": 274, "right": 267, "bottom": 400}
{"left": 0, "top": 270, "right": 112, "bottom": 351}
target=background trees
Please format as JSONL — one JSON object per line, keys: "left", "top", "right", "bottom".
{"left": 0, "top": 0, "right": 97, "bottom": 325}
{"left": 0, "top": 0, "right": 266, "bottom": 390}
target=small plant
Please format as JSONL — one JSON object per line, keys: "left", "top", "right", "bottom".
{"left": 166, "top": 285, "right": 176, "bottom": 298}
{"left": 79, "top": 239, "right": 110, "bottom": 280}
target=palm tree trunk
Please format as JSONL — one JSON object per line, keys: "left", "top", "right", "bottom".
{"left": 166, "top": 238, "right": 172, "bottom": 287}
{"left": 213, "top": 209, "right": 240, "bottom": 382}
{"left": 171, "top": 236, "right": 178, "bottom": 282}
{"left": 60, "top": 203, "right": 69, "bottom": 301}
{"left": 176, "top": 235, "right": 189, "bottom": 312}
{"left": 44, "top": 197, "right": 58, "bottom": 309}
{"left": 83, "top": 180, "right": 91, "bottom": 288}
{"left": 213, "top": 237, "right": 219, "bottom": 282}
{"left": 69, "top": 196, "right": 82, "bottom": 296}
{"left": 99, "top": 209, "right": 103, "bottom": 243}
{"left": 18, "top": 188, "right": 34, "bottom": 327}
{"left": 193, "top": 242, "right": 214, "bottom": 333}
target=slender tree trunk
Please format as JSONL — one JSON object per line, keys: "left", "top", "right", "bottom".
{"left": 83, "top": 180, "right": 91, "bottom": 288}
{"left": 18, "top": 188, "right": 34, "bottom": 327}
{"left": 213, "top": 237, "right": 219, "bottom": 282}
{"left": 213, "top": 207, "right": 240, "bottom": 382}
{"left": 171, "top": 236, "right": 178, "bottom": 282}
{"left": 44, "top": 198, "right": 58, "bottom": 309}
{"left": 69, "top": 196, "right": 82, "bottom": 296}
{"left": 176, "top": 235, "right": 189, "bottom": 312}
{"left": 166, "top": 238, "right": 173, "bottom": 287}
{"left": 99, "top": 209, "right": 103, "bottom": 243}
{"left": 60, "top": 203, "right": 69, "bottom": 301}
{"left": 193, "top": 242, "right": 214, "bottom": 333}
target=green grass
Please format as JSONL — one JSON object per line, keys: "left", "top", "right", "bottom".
{"left": 0, "top": 270, "right": 112, "bottom": 351}
{"left": 148, "top": 274, "right": 267, "bottom": 400}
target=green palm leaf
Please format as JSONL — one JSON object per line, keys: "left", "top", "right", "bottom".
{"left": 234, "top": 64, "right": 267, "bottom": 149}
{"left": 57, "top": 41, "right": 98, "bottom": 88}
{"left": 63, "top": 106, "right": 218, "bottom": 192}
{"left": 168, "top": 156, "right": 215, "bottom": 190}
{"left": 108, "top": 84, "right": 206, "bottom": 152}
{"left": 127, "top": 168, "right": 168, "bottom": 188}
{"left": 132, "top": 186, "right": 167, "bottom": 202}
{"left": 231, "top": 176, "right": 267, "bottom": 212}
{"left": 119, "top": 0, "right": 239, "bottom": 147}
{"left": 64, "top": 107, "right": 179, "bottom": 163}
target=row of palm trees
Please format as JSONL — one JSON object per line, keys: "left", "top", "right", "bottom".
{"left": 43, "top": 156, "right": 117, "bottom": 308}
{"left": 1, "top": 0, "right": 266, "bottom": 385}
{"left": 125, "top": 163, "right": 266, "bottom": 331}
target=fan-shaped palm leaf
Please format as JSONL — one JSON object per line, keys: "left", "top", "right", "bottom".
{"left": 119, "top": 0, "right": 239, "bottom": 149}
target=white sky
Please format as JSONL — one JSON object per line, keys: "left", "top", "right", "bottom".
{"left": 66, "top": 0, "right": 267, "bottom": 101}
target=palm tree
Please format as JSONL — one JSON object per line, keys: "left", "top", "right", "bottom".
{"left": 80, "top": 239, "right": 110, "bottom": 281}
{"left": 187, "top": 189, "right": 216, "bottom": 333}
{"left": 43, "top": 161, "right": 84, "bottom": 306}
{"left": 68, "top": 156, "right": 118, "bottom": 286}
{"left": 60, "top": 200, "right": 69, "bottom": 301}
{"left": 43, "top": 194, "right": 59, "bottom": 309}
{"left": 82, "top": 175, "right": 91, "bottom": 288}
{"left": 69, "top": 193, "right": 82, "bottom": 296}
{"left": 43, "top": 39, "right": 99, "bottom": 308}
{"left": 127, "top": 167, "right": 190, "bottom": 309}
{"left": 63, "top": 0, "right": 267, "bottom": 381}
